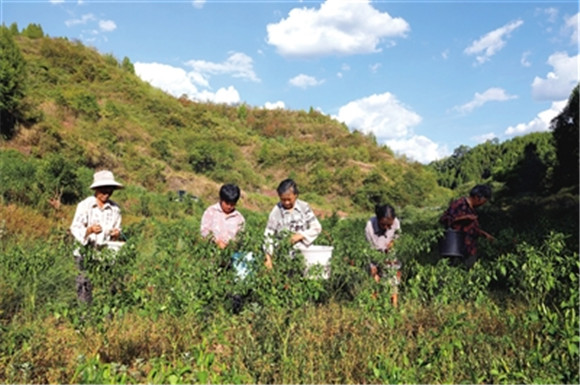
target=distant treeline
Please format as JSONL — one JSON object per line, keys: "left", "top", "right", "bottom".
{"left": 429, "top": 84, "right": 579, "bottom": 197}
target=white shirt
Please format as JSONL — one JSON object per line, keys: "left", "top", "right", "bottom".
{"left": 264, "top": 199, "right": 322, "bottom": 254}
{"left": 365, "top": 216, "right": 401, "bottom": 253}
{"left": 70, "top": 196, "right": 122, "bottom": 247}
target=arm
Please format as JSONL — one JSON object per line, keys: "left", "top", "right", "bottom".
{"left": 200, "top": 207, "right": 213, "bottom": 239}
{"left": 263, "top": 207, "right": 279, "bottom": 269}
{"left": 109, "top": 206, "right": 122, "bottom": 240}
{"left": 295, "top": 202, "right": 322, "bottom": 246}
{"left": 364, "top": 219, "right": 379, "bottom": 249}
{"left": 387, "top": 218, "right": 402, "bottom": 251}
{"left": 295, "top": 217, "right": 321, "bottom": 246}
{"left": 450, "top": 214, "right": 478, "bottom": 224}
{"left": 440, "top": 198, "right": 475, "bottom": 228}
{"left": 478, "top": 228, "right": 494, "bottom": 241}
{"left": 70, "top": 200, "right": 91, "bottom": 245}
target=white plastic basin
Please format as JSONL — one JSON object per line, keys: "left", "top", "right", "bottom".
{"left": 105, "top": 241, "right": 125, "bottom": 252}
{"left": 301, "top": 245, "right": 333, "bottom": 279}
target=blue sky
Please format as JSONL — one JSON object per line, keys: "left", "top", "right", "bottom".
{"left": 2, "top": 0, "right": 579, "bottom": 163}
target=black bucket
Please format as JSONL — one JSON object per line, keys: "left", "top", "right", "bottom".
{"left": 439, "top": 229, "right": 465, "bottom": 257}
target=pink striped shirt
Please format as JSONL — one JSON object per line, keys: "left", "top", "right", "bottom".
{"left": 200, "top": 203, "right": 245, "bottom": 244}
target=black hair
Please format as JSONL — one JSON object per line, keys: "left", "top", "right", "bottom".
{"left": 277, "top": 178, "right": 299, "bottom": 195}
{"left": 375, "top": 204, "right": 396, "bottom": 219}
{"left": 469, "top": 184, "right": 492, "bottom": 200}
{"left": 219, "top": 184, "right": 241, "bottom": 203}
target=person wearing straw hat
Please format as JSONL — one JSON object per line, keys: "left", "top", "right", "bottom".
{"left": 70, "top": 170, "right": 124, "bottom": 303}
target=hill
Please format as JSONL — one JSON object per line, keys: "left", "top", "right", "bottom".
{"left": 1, "top": 29, "right": 450, "bottom": 218}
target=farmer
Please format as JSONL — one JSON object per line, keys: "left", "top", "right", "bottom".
{"left": 200, "top": 183, "right": 246, "bottom": 250}
{"left": 365, "top": 203, "right": 402, "bottom": 306}
{"left": 263, "top": 178, "right": 322, "bottom": 270}
{"left": 201, "top": 183, "right": 249, "bottom": 313}
{"left": 69, "top": 170, "right": 124, "bottom": 303}
{"left": 439, "top": 184, "right": 494, "bottom": 269}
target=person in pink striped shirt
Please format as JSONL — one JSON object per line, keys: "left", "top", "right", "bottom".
{"left": 200, "top": 184, "right": 246, "bottom": 249}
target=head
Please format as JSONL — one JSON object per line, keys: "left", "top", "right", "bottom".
{"left": 469, "top": 184, "right": 492, "bottom": 207}
{"left": 219, "top": 184, "right": 241, "bottom": 214}
{"left": 277, "top": 178, "right": 299, "bottom": 210}
{"left": 90, "top": 170, "right": 123, "bottom": 203}
{"left": 375, "top": 204, "right": 396, "bottom": 231}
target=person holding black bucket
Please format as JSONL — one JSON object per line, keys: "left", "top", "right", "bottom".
{"left": 439, "top": 184, "right": 494, "bottom": 269}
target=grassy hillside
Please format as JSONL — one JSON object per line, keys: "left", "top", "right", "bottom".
{"left": 1, "top": 29, "right": 578, "bottom": 384}
{"left": 2, "top": 33, "right": 449, "bottom": 219}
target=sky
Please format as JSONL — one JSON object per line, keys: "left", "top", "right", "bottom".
{"left": 2, "top": 0, "right": 579, "bottom": 163}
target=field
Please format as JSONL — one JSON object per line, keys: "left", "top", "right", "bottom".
{"left": 1, "top": 195, "right": 578, "bottom": 384}
{"left": 1, "top": 28, "right": 579, "bottom": 384}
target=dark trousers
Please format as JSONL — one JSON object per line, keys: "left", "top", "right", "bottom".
{"left": 75, "top": 252, "right": 93, "bottom": 304}
{"left": 449, "top": 254, "right": 477, "bottom": 270}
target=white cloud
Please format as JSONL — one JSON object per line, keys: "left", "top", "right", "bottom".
{"left": 289, "top": 74, "right": 324, "bottom": 89}
{"left": 65, "top": 13, "right": 95, "bottom": 27}
{"left": 186, "top": 52, "right": 260, "bottom": 82}
{"left": 134, "top": 62, "right": 241, "bottom": 105}
{"left": 333, "top": 92, "right": 421, "bottom": 140}
{"left": 563, "top": 12, "right": 579, "bottom": 44}
{"left": 521, "top": 51, "right": 531, "bottom": 67}
{"left": 192, "top": 0, "right": 206, "bottom": 9}
{"left": 266, "top": 0, "right": 409, "bottom": 58}
{"left": 49, "top": 0, "right": 65, "bottom": 3}
{"left": 264, "top": 101, "right": 286, "bottom": 110}
{"left": 464, "top": 19, "right": 523, "bottom": 65}
{"left": 542, "top": 7, "right": 559, "bottom": 23}
{"left": 197, "top": 86, "right": 240, "bottom": 105}
{"left": 472, "top": 132, "right": 498, "bottom": 143}
{"left": 453, "top": 87, "right": 518, "bottom": 114}
{"left": 504, "top": 100, "right": 567, "bottom": 136}
{"left": 531, "top": 52, "right": 579, "bottom": 101}
{"left": 369, "top": 63, "right": 381, "bottom": 73}
{"left": 98, "top": 19, "right": 116, "bottom": 32}
{"left": 385, "top": 136, "right": 450, "bottom": 164}
{"left": 441, "top": 49, "right": 449, "bottom": 60}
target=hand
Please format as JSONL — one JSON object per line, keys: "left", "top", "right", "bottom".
{"left": 265, "top": 254, "right": 273, "bottom": 270}
{"left": 290, "top": 233, "right": 304, "bottom": 244}
{"left": 216, "top": 240, "right": 227, "bottom": 249}
{"left": 370, "top": 264, "right": 380, "bottom": 283}
{"left": 89, "top": 224, "right": 102, "bottom": 235}
{"left": 109, "top": 228, "right": 120, "bottom": 240}
{"left": 484, "top": 232, "right": 495, "bottom": 242}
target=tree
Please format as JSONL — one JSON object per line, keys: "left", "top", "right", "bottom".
{"left": 550, "top": 84, "right": 579, "bottom": 191}
{"left": 21, "top": 23, "right": 44, "bottom": 39}
{"left": 121, "top": 56, "right": 135, "bottom": 74}
{"left": 0, "top": 26, "right": 26, "bottom": 139}
{"left": 8, "top": 22, "right": 19, "bottom": 36}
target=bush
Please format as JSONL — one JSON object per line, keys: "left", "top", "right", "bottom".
{"left": 0, "top": 149, "right": 38, "bottom": 205}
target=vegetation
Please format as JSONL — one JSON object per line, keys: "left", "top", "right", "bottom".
{"left": 551, "top": 84, "right": 579, "bottom": 191}
{"left": 0, "top": 26, "right": 448, "bottom": 214}
{"left": 0, "top": 25, "right": 26, "bottom": 139}
{"left": 0, "top": 25, "right": 578, "bottom": 384}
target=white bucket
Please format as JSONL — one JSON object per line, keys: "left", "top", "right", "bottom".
{"left": 105, "top": 241, "right": 125, "bottom": 252}
{"left": 91, "top": 241, "right": 125, "bottom": 262}
{"left": 301, "top": 245, "right": 333, "bottom": 279}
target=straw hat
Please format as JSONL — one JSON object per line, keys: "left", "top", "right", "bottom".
{"left": 89, "top": 170, "right": 124, "bottom": 190}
